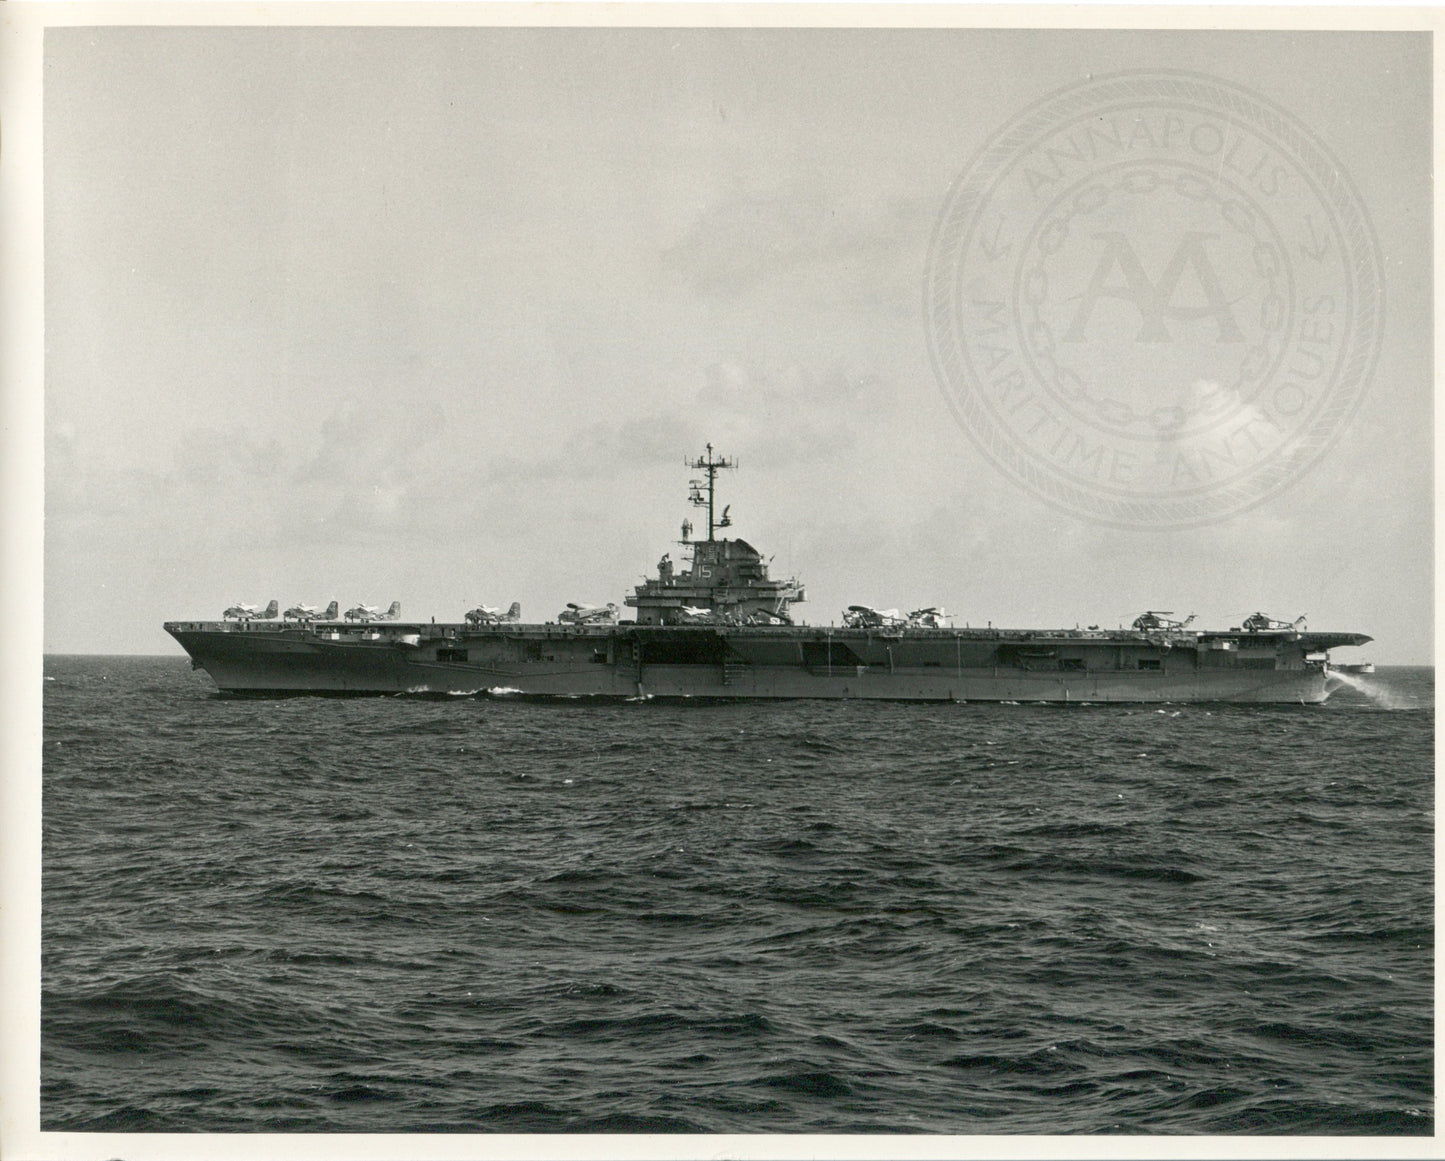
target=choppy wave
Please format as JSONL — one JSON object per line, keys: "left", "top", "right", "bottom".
{"left": 40, "top": 657, "right": 1434, "bottom": 1134}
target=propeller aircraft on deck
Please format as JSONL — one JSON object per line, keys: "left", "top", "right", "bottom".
{"left": 344, "top": 601, "right": 401, "bottom": 623}
{"left": 223, "top": 599, "right": 278, "bottom": 621}
{"left": 558, "top": 602, "right": 620, "bottom": 625}
{"left": 906, "top": 607, "right": 949, "bottom": 628}
{"left": 465, "top": 601, "right": 522, "bottom": 626}
{"left": 843, "top": 605, "right": 950, "bottom": 629}
{"left": 283, "top": 601, "right": 338, "bottom": 622}
{"left": 842, "top": 605, "right": 907, "bottom": 629}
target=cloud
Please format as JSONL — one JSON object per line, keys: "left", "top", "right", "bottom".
{"left": 658, "top": 187, "right": 932, "bottom": 308}
{"left": 481, "top": 414, "right": 705, "bottom": 485}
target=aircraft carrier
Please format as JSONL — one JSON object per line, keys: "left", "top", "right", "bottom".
{"left": 165, "top": 447, "right": 1370, "bottom": 703}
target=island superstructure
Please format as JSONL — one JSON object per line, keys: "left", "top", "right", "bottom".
{"left": 626, "top": 445, "right": 803, "bottom": 628}
{"left": 165, "top": 446, "right": 1370, "bottom": 702}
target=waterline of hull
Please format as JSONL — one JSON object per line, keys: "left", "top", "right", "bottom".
{"left": 182, "top": 652, "right": 1328, "bottom": 704}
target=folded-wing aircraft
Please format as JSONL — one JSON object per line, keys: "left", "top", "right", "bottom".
{"left": 842, "top": 605, "right": 906, "bottom": 629}
{"left": 284, "top": 600, "right": 338, "bottom": 621}
{"left": 466, "top": 601, "right": 522, "bottom": 625}
{"left": 746, "top": 608, "right": 791, "bottom": 625}
{"left": 558, "top": 602, "right": 620, "bottom": 625}
{"left": 676, "top": 605, "right": 718, "bottom": 623}
{"left": 906, "top": 607, "right": 948, "bottom": 628}
{"left": 223, "top": 599, "right": 278, "bottom": 621}
{"left": 345, "top": 600, "right": 401, "bottom": 623}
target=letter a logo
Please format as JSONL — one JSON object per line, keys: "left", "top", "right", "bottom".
{"left": 1064, "top": 232, "right": 1244, "bottom": 343}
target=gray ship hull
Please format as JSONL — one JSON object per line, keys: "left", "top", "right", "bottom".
{"left": 165, "top": 621, "right": 1360, "bottom": 703}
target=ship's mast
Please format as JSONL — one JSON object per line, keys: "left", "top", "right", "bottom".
{"left": 686, "top": 443, "right": 736, "bottom": 541}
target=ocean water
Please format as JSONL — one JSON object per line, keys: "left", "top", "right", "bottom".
{"left": 41, "top": 656, "right": 1433, "bottom": 1134}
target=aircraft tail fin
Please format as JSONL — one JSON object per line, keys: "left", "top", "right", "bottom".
{"left": 505, "top": 601, "right": 521, "bottom": 621}
{"left": 262, "top": 600, "right": 278, "bottom": 618}
{"left": 386, "top": 601, "right": 401, "bottom": 618}
{"left": 323, "top": 601, "right": 338, "bottom": 620}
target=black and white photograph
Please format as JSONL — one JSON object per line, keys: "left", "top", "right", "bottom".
{"left": 2, "top": 5, "right": 1435, "bottom": 1156}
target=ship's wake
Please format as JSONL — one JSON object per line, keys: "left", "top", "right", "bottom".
{"left": 1327, "top": 668, "right": 1416, "bottom": 710}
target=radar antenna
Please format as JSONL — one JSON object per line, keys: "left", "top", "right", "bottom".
{"left": 685, "top": 443, "right": 737, "bottom": 541}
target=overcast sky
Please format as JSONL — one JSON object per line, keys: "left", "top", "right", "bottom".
{"left": 42, "top": 27, "right": 1431, "bottom": 662}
